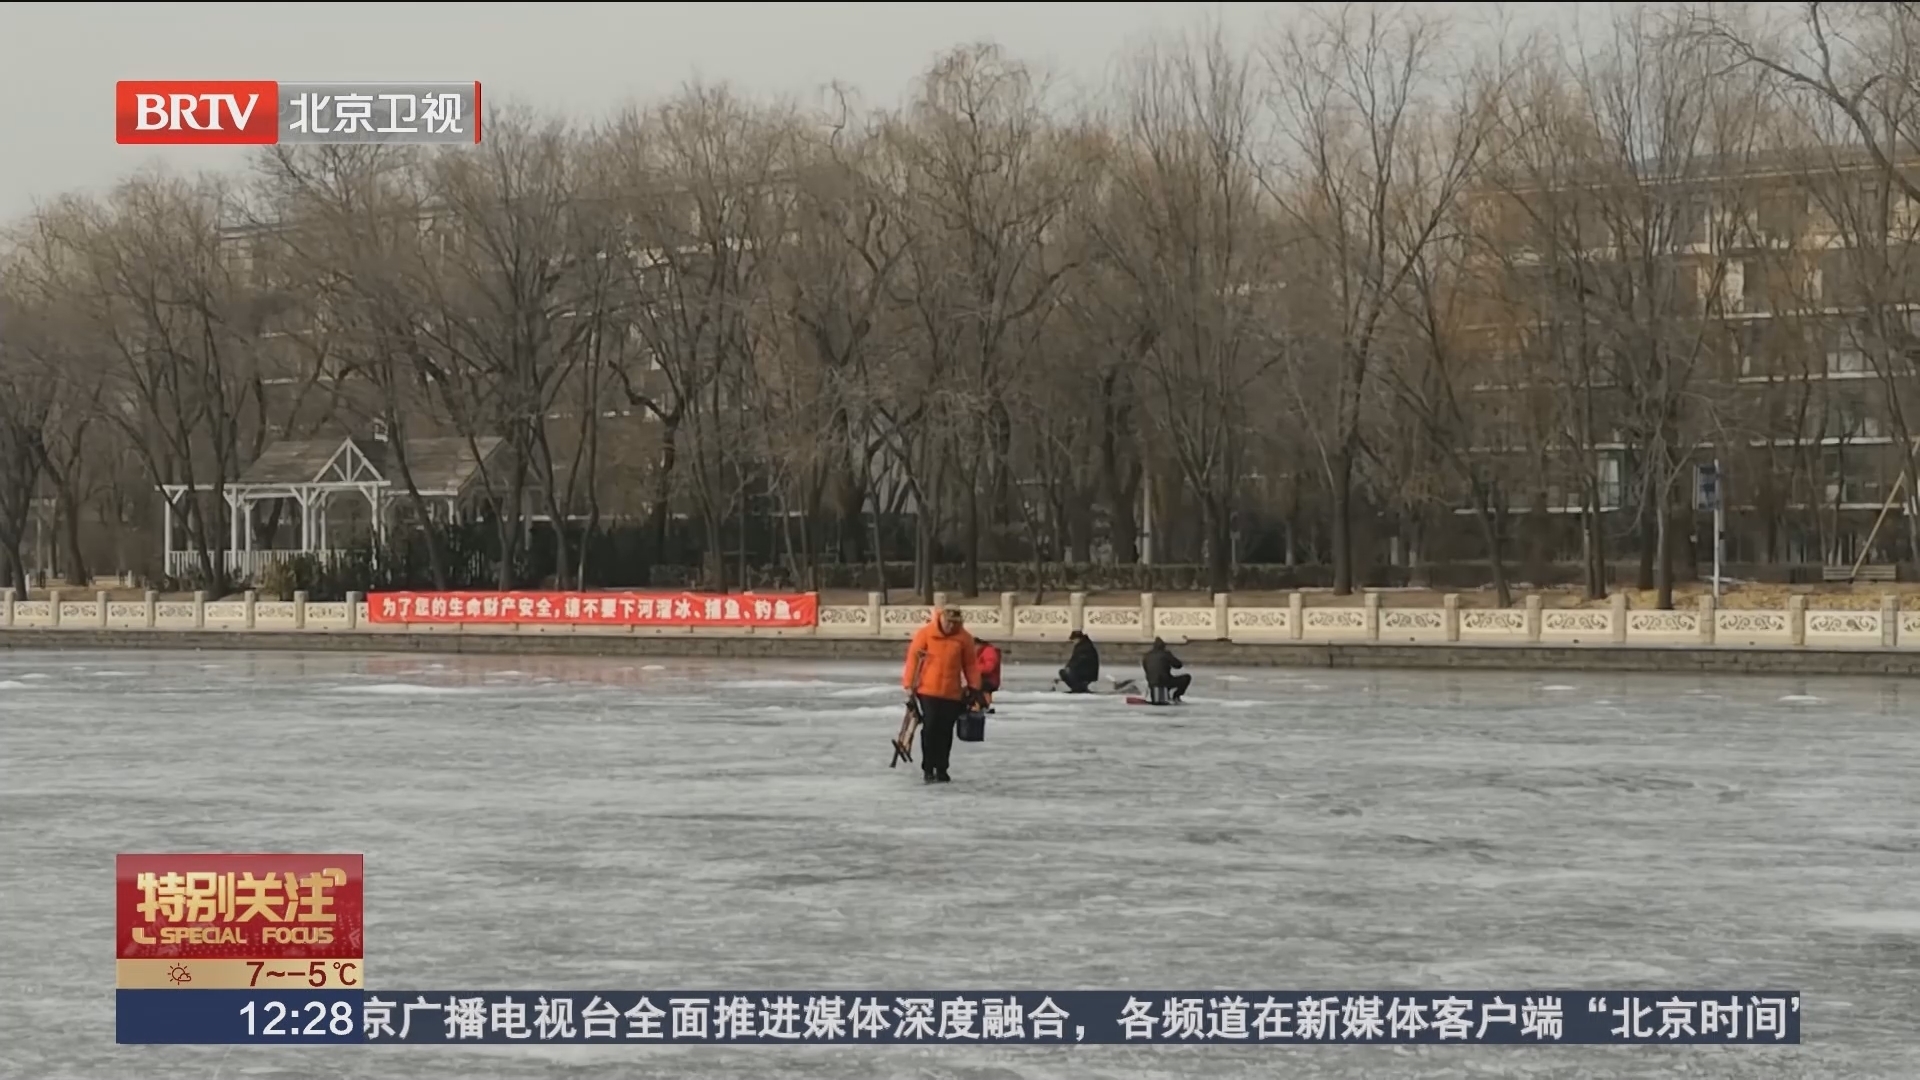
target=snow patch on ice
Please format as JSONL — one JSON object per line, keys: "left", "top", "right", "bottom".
{"left": 1219, "top": 674, "right": 1249, "bottom": 683}
{"left": 1541, "top": 684, "right": 1577, "bottom": 692}
{"left": 990, "top": 690, "right": 1074, "bottom": 703}
{"left": 825, "top": 685, "right": 898, "bottom": 699}
{"left": 0, "top": 680, "right": 37, "bottom": 689}
{"left": 994, "top": 703, "right": 1104, "bottom": 716}
{"left": 1779, "top": 694, "right": 1826, "bottom": 704}
{"left": 333, "top": 683, "right": 479, "bottom": 697}
{"left": 722, "top": 678, "right": 837, "bottom": 690}
{"left": 641, "top": 665, "right": 666, "bottom": 671}
{"left": 18, "top": 673, "right": 51, "bottom": 680}
{"left": 833, "top": 704, "right": 908, "bottom": 719}
{"left": 1824, "top": 910, "right": 1920, "bottom": 934}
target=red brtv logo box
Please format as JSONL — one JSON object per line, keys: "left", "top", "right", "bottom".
{"left": 116, "top": 81, "right": 279, "bottom": 145}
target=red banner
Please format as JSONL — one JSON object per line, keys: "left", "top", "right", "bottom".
{"left": 367, "top": 590, "right": 818, "bottom": 628}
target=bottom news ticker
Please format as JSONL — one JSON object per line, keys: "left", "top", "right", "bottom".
{"left": 117, "top": 989, "right": 1801, "bottom": 1045}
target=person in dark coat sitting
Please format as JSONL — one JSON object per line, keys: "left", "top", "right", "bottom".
{"left": 1142, "top": 637, "right": 1191, "bottom": 703}
{"left": 1055, "top": 630, "right": 1100, "bottom": 694}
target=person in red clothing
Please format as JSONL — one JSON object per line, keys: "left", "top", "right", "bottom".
{"left": 974, "top": 639, "right": 1002, "bottom": 713}
{"left": 902, "top": 607, "right": 980, "bottom": 783}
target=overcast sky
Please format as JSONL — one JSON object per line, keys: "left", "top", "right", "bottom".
{"left": 1, "top": 1, "right": 1653, "bottom": 223}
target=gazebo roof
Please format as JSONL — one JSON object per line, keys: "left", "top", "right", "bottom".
{"left": 222, "top": 435, "right": 506, "bottom": 497}
{"left": 237, "top": 439, "right": 350, "bottom": 485}
{"left": 378, "top": 437, "right": 506, "bottom": 496}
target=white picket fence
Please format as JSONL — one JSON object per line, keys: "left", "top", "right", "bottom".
{"left": 1, "top": 588, "right": 1915, "bottom": 649}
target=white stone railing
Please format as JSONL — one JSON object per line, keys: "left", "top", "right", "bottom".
{"left": 0, "top": 588, "right": 1913, "bottom": 649}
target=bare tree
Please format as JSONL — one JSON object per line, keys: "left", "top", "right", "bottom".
{"left": 23, "top": 177, "right": 274, "bottom": 593}
{"left": 1385, "top": 193, "right": 1522, "bottom": 605}
{"left": 603, "top": 86, "right": 790, "bottom": 590}
{"left": 1558, "top": 14, "right": 1771, "bottom": 607}
{"left": 762, "top": 94, "right": 912, "bottom": 588}
{"left": 0, "top": 261, "right": 56, "bottom": 594}
{"left": 1700, "top": 3, "right": 1920, "bottom": 562}
{"left": 1092, "top": 25, "right": 1283, "bottom": 595}
{"left": 252, "top": 145, "right": 458, "bottom": 583}
{"left": 1267, "top": 4, "right": 1495, "bottom": 595}
{"left": 15, "top": 10, "right": 1920, "bottom": 594}
{"left": 890, "top": 44, "right": 1086, "bottom": 596}
{"left": 1458, "top": 44, "right": 1663, "bottom": 601}
{"left": 416, "top": 113, "right": 605, "bottom": 586}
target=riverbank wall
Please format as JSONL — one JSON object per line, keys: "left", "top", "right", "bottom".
{"left": 3, "top": 627, "right": 1916, "bottom": 676}
{"left": 3, "top": 587, "right": 1917, "bottom": 675}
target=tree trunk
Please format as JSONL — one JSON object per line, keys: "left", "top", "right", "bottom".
{"left": 59, "top": 483, "right": 89, "bottom": 588}
{"left": 1329, "top": 446, "right": 1356, "bottom": 596}
{"left": 1066, "top": 490, "right": 1093, "bottom": 565}
{"left": 962, "top": 476, "right": 980, "bottom": 598}
{"left": 702, "top": 512, "right": 727, "bottom": 591}
{"left": 1205, "top": 492, "right": 1232, "bottom": 595}
{"left": 547, "top": 521, "right": 573, "bottom": 591}
{"left": 914, "top": 509, "right": 934, "bottom": 604}
{"left": 735, "top": 483, "right": 748, "bottom": 592}
{"left": 1, "top": 544, "right": 22, "bottom": 596}
{"left": 1097, "top": 403, "right": 1139, "bottom": 564}
{"left": 1583, "top": 492, "right": 1608, "bottom": 600}
{"left": 778, "top": 488, "right": 801, "bottom": 588}
{"left": 1654, "top": 489, "right": 1675, "bottom": 610}
{"left": 1680, "top": 503, "right": 1700, "bottom": 583}
{"left": 493, "top": 514, "right": 517, "bottom": 591}
{"left": 1902, "top": 462, "right": 1920, "bottom": 565}
{"left": 644, "top": 426, "right": 682, "bottom": 588}
{"left": 868, "top": 492, "right": 888, "bottom": 602}
{"left": 1405, "top": 514, "right": 1430, "bottom": 589}
{"left": 1472, "top": 481, "right": 1513, "bottom": 609}
{"left": 1636, "top": 504, "right": 1656, "bottom": 590}
{"left": 388, "top": 441, "right": 450, "bottom": 591}
{"left": 1522, "top": 502, "right": 1551, "bottom": 589}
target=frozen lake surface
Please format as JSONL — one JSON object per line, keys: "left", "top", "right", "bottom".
{"left": 2, "top": 649, "right": 1916, "bottom": 1078}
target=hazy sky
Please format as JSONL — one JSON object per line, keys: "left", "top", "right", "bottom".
{"left": 0, "top": 1, "right": 1622, "bottom": 223}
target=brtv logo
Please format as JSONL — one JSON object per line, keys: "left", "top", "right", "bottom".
{"left": 116, "top": 81, "right": 279, "bottom": 144}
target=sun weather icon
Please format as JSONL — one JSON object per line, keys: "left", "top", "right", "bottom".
{"left": 165, "top": 964, "right": 192, "bottom": 986}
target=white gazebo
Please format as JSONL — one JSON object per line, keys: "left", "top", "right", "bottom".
{"left": 159, "top": 434, "right": 505, "bottom": 581}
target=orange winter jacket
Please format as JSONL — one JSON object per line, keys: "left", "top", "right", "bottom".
{"left": 902, "top": 619, "right": 980, "bottom": 702}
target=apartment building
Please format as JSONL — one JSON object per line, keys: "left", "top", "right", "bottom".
{"left": 1456, "top": 147, "right": 1920, "bottom": 571}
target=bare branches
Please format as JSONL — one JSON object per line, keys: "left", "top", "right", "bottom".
{"left": 8, "top": 5, "right": 1920, "bottom": 592}
{"left": 1092, "top": 21, "right": 1279, "bottom": 593}
{"left": 1265, "top": 2, "right": 1498, "bottom": 594}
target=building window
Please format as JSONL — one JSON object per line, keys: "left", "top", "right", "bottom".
{"left": 1827, "top": 322, "right": 1869, "bottom": 374}
{"left": 1825, "top": 399, "right": 1883, "bottom": 439}
{"left": 1597, "top": 454, "right": 1623, "bottom": 509}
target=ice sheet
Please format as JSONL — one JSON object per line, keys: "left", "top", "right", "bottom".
{"left": 1, "top": 651, "right": 1915, "bottom": 1078}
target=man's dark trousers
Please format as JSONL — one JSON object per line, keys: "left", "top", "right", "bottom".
{"left": 1057, "top": 668, "right": 1093, "bottom": 694}
{"left": 916, "top": 695, "right": 962, "bottom": 773}
{"left": 1152, "top": 672, "right": 1192, "bottom": 701}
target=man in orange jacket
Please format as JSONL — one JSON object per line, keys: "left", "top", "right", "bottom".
{"left": 902, "top": 606, "right": 980, "bottom": 783}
